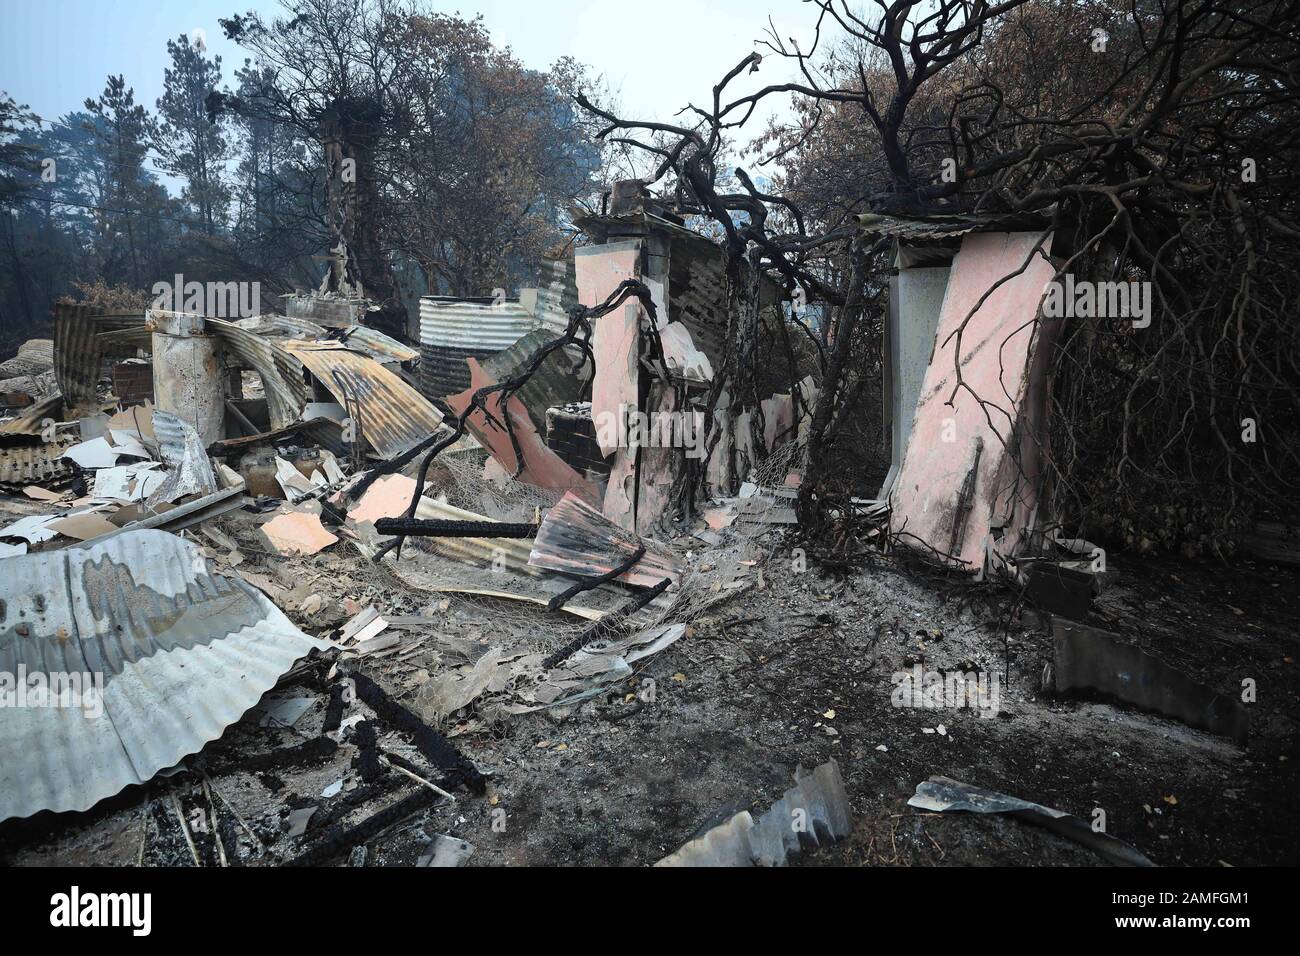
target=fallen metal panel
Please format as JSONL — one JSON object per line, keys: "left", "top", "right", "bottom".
{"left": 657, "top": 760, "right": 852, "bottom": 867}
{"left": 207, "top": 318, "right": 309, "bottom": 430}
{"left": 529, "top": 490, "right": 682, "bottom": 588}
{"left": 479, "top": 328, "right": 590, "bottom": 435}
{"left": 908, "top": 775, "right": 1155, "bottom": 867}
{"left": 53, "top": 302, "right": 100, "bottom": 413}
{"left": 232, "top": 314, "right": 328, "bottom": 339}
{"left": 283, "top": 342, "right": 443, "bottom": 459}
{"left": 1053, "top": 619, "right": 1249, "bottom": 744}
{"left": 0, "top": 339, "right": 54, "bottom": 379}
{"left": 334, "top": 325, "right": 419, "bottom": 364}
{"left": 0, "top": 529, "right": 329, "bottom": 821}
{"left": 144, "top": 409, "right": 218, "bottom": 505}
{"left": 0, "top": 440, "right": 72, "bottom": 487}
{"left": 84, "top": 487, "right": 243, "bottom": 546}
{"left": 0, "top": 394, "right": 64, "bottom": 440}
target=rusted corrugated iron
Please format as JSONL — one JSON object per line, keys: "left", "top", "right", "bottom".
{"left": 207, "top": 318, "right": 309, "bottom": 429}
{"left": 53, "top": 302, "right": 99, "bottom": 413}
{"left": 283, "top": 342, "right": 443, "bottom": 459}
{"left": 334, "top": 325, "right": 419, "bottom": 364}
{"left": 0, "top": 439, "right": 72, "bottom": 487}
{"left": 480, "top": 328, "right": 590, "bottom": 434}
{"left": 0, "top": 394, "right": 64, "bottom": 440}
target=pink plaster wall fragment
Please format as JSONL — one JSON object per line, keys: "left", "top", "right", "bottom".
{"left": 889, "top": 231, "right": 1056, "bottom": 572}
{"left": 446, "top": 359, "right": 598, "bottom": 499}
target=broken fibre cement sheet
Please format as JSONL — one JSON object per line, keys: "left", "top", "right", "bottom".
{"left": 889, "top": 231, "right": 1056, "bottom": 570}
{"left": 0, "top": 529, "right": 328, "bottom": 821}
{"left": 445, "top": 359, "right": 596, "bottom": 496}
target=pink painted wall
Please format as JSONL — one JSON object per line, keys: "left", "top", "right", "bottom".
{"left": 889, "top": 231, "right": 1056, "bottom": 571}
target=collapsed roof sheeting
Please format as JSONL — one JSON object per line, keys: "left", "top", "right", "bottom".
{"left": 0, "top": 339, "right": 54, "bottom": 379}
{"left": 857, "top": 210, "right": 1052, "bottom": 240}
{"left": 206, "top": 318, "right": 310, "bottom": 430}
{"left": 0, "top": 530, "right": 328, "bottom": 822}
{"left": 145, "top": 409, "right": 218, "bottom": 506}
{"left": 529, "top": 491, "right": 682, "bottom": 588}
{"left": 0, "top": 440, "right": 73, "bottom": 488}
{"left": 0, "top": 395, "right": 64, "bottom": 441}
{"left": 53, "top": 302, "right": 99, "bottom": 414}
{"left": 283, "top": 341, "right": 443, "bottom": 459}
{"left": 333, "top": 325, "right": 419, "bottom": 364}
{"left": 479, "top": 328, "right": 591, "bottom": 435}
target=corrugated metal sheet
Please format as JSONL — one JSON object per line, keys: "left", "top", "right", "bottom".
{"left": 418, "top": 265, "right": 577, "bottom": 399}
{"left": 207, "top": 318, "right": 309, "bottom": 430}
{"left": 657, "top": 760, "right": 852, "bottom": 867}
{"left": 145, "top": 409, "right": 218, "bottom": 505}
{"left": 0, "top": 440, "right": 72, "bottom": 487}
{"left": 283, "top": 342, "right": 443, "bottom": 459}
{"left": 96, "top": 327, "right": 152, "bottom": 351}
{"left": 54, "top": 302, "right": 99, "bottom": 413}
{"left": 419, "top": 299, "right": 539, "bottom": 351}
{"left": 525, "top": 259, "right": 579, "bottom": 333}
{"left": 529, "top": 490, "right": 681, "bottom": 588}
{"left": 479, "top": 328, "right": 590, "bottom": 434}
{"left": 90, "top": 311, "right": 149, "bottom": 332}
{"left": 857, "top": 210, "right": 1051, "bottom": 239}
{"left": 334, "top": 325, "right": 419, "bottom": 364}
{"left": 668, "top": 239, "right": 730, "bottom": 370}
{"left": 233, "top": 314, "right": 329, "bottom": 339}
{"left": 282, "top": 293, "right": 366, "bottom": 326}
{"left": 419, "top": 343, "right": 483, "bottom": 398}
{"left": 0, "top": 394, "right": 64, "bottom": 439}
{"left": 0, "top": 529, "right": 328, "bottom": 821}
{"left": 0, "top": 339, "right": 54, "bottom": 379}
{"left": 418, "top": 300, "right": 540, "bottom": 400}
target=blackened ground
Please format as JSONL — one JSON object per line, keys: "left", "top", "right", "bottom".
{"left": 2, "top": 529, "right": 1296, "bottom": 867}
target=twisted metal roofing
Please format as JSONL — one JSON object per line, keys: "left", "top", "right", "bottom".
{"left": 283, "top": 342, "right": 443, "bottom": 459}
{"left": 0, "top": 530, "right": 328, "bottom": 821}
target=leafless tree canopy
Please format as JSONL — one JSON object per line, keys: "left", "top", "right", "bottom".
{"left": 575, "top": 0, "right": 1300, "bottom": 555}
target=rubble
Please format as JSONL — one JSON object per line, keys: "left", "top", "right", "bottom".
{"left": 0, "top": 180, "right": 1292, "bottom": 873}
{"left": 0, "top": 529, "right": 328, "bottom": 822}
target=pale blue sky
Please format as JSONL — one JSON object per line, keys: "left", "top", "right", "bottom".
{"left": 0, "top": 0, "right": 818, "bottom": 144}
